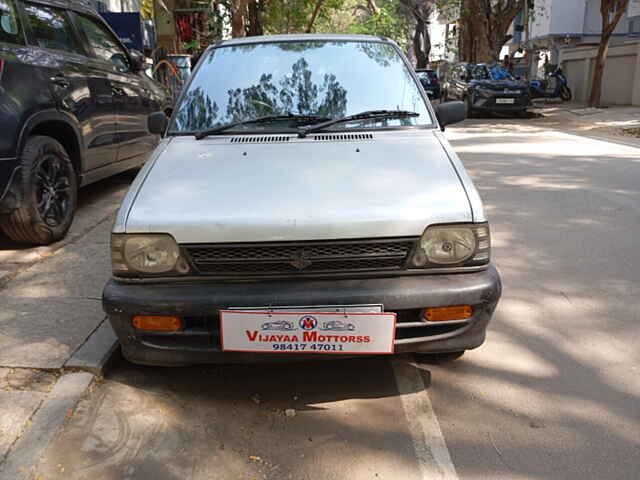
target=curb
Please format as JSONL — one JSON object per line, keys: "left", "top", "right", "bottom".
{"left": 0, "top": 372, "right": 94, "bottom": 480}
{"left": 65, "top": 318, "right": 119, "bottom": 377}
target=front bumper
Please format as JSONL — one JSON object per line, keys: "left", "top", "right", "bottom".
{"left": 472, "top": 95, "right": 529, "bottom": 112}
{"left": 103, "top": 265, "right": 502, "bottom": 365}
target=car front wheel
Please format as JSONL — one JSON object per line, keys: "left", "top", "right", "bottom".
{"left": 1, "top": 136, "right": 77, "bottom": 245}
{"left": 464, "top": 96, "right": 474, "bottom": 118}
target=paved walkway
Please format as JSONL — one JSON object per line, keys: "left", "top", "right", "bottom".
{"left": 0, "top": 172, "right": 132, "bottom": 479}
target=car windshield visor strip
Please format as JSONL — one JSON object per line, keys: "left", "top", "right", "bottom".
{"left": 297, "top": 110, "right": 419, "bottom": 138}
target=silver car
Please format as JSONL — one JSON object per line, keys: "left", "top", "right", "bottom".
{"left": 103, "top": 34, "right": 501, "bottom": 366}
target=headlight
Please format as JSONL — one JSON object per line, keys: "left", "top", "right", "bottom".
{"left": 111, "top": 234, "right": 190, "bottom": 276}
{"left": 410, "top": 224, "right": 490, "bottom": 268}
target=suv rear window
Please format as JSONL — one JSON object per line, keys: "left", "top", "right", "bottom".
{"left": 0, "top": 0, "right": 22, "bottom": 45}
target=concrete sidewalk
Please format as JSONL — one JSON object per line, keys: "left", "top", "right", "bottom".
{"left": 0, "top": 174, "right": 131, "bottom": 478}
{"left": 531, "top": 101, "right": 640, "bottom": 147}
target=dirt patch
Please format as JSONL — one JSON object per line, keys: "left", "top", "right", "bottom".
{"left": 622, "top": 127, "right": 640, "bottom": 138}
{"left": 0, "top": 368, "right": 59, "bottom": 393}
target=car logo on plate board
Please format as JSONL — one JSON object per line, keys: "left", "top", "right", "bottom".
{"left": 299, "top": 315, "right": 318, "bottom": 330}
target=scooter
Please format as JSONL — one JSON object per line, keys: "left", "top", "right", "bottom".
{"left": 529, "top": 67, "right": 572, "bottom": 101}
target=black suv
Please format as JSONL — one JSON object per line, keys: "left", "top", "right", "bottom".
{"left": 0, "top": 0, "right": 170, "bottom": 244}
{"left": 415, "top": 69, "right": 440, "bottom": 100}
{"left": 443, "top": 62, "right": 529, "bottom": 116}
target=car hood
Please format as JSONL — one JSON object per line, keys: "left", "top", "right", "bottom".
{"left": 124, "top": 131, "right": 473, "bottom": 243}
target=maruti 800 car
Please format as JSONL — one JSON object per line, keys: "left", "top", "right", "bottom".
{"left": 102, "top": 34, "right": 502, "bottom": 365}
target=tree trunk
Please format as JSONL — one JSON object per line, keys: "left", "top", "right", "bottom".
{"left": 231, "top": 0, "right": 249, "bottom": 38}
{"left": 458, "top": 0, "right": 476, "bottom": 62}
{"left": 589, "top": 37, "right": 610, "bottom": 107}
{"left": 424, "top": 21, "right": 431, "bottom": 61}
{"left": 457, "top": 0, "right": 523, "bottom": 63}
{"left": 588, "top": 0, "right": 630, "bottom": 107}
{"left": 305, "top": 0, "right": 326, "bottom": 33}
{"left": 246, "top": 0, "right": 264, "bottom": 36}
{"left": 414, "top": 17, "right": 428, "bottom": 68}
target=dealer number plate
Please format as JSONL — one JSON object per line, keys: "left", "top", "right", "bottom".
{"left": 220, "top": 310, "right": 396, "bottom": 354}
{"left": 496, "top": 98, "right": 515, "bottom": 104}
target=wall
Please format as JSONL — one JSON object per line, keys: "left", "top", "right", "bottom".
{"left": 530, "top": 0, "right": 553, "bottom": 39}
{"left": 560, "top": 41, "right": 640, "bottom": 105}
{"left": 583, "top": 0, "right": 630, "bottom": 35}
{"left": 549, "top": 0, "right": 586, "bottom": 35}
{"left": 103, "top": 0, "right": 140, "bottom": 12}
{"left": 530, "top": 0, "right": 633, "bottom": 40}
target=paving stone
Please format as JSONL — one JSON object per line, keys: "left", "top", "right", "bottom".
{"left": 0, "top": 391, "right": 46, "bottom": 462}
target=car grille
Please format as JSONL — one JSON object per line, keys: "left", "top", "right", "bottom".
{"left": 182, "top": 238, "right": 417, "bottom": 277}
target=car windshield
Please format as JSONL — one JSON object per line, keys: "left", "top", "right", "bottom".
{"left": 470, "top": 65, "right": 490, "bottom": 80}
{"left": 169, "top": 40, "right": 433, "bottom": 134}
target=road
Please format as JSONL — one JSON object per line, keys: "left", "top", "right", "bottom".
{"left": 15, "top": 117, "right": 640, "bottom": 479}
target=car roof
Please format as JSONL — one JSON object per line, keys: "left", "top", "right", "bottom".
{"left": 26, "top": 0, "right": 99, "bottom": 15}
{"left": 211, "top": 33, "right": 393, "bottom": 49}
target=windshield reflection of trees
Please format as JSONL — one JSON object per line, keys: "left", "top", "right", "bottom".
{"left": 175, "top": 57, "right": 347, "bottom": 131}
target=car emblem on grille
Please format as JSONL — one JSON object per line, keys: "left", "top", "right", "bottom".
{"left": 504, "top": 88, "right": 509, "bottom": 94}
{"left": 290, "top": 250, "right": 313, "bottom": 270}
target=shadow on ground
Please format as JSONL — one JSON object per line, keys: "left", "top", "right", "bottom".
{"left": 36, "top": 355, "right": 426, "bottom": 480}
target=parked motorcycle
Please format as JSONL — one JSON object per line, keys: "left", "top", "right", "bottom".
{"left": 529, "top": 68, "right": 572, "bottom": 101}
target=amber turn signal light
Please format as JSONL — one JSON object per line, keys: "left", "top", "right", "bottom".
{"left": 423, "top": 305, "right": 473, "bottom": 322}
{"left": 132, "top": 315, "right": 181, "bottom": 331}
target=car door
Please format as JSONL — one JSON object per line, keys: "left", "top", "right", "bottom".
{"left": 72, "top": 13, "right": 155, "bottom": 165}
{"left": 18, "top": 1, "right": 118, "bottom": 171}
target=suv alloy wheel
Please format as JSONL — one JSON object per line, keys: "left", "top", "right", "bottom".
{"left": 1, "top": 136, "right": 77, "bottom": 244}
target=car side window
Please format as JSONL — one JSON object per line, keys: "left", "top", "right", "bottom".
{"left": 22, "top": 2, "right": 82, "bottom": 54}
{"left": 0, "top": 0, "right": 22, "bottom": 45}
{"left": 75, "top": 14, "right": 130, "bottom": 73}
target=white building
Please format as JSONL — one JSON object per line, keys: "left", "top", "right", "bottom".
{"left": 508, "top": 0, "right": 640, "bottom": 74}
{"left": 501, "top": 0, "right": 640, "bottom": 105}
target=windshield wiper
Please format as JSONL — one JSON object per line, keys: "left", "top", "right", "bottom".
{"left": 297, "top": 110, "right": 420, "bottom": 138}
{"left": 195, "top": 114, "right": 330, "bottom": 140}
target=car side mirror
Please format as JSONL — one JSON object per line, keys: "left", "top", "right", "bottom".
{"left": 129, "top": 49, "right": 145, "bottom": 72}
{"left": 434, "top": 101, "right": 466, "bottom": 131}
{"left": 148, "top": 111, "right": 168, "bottom": 135}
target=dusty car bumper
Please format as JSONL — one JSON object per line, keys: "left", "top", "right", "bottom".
{"left": 103, "top": 265, "right": 502, "bottom": 366}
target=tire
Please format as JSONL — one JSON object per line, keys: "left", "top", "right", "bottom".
{"left": 464, "top": 96, "right": 474, "bottom": 118}
{"left": 1, "top": 135, "right": 77, "bottom": 245}
{"left": 560, "top": 86, "right": 572, "bottom": 101}
{"left": 414, "top": 351, "right": 465, "bottom": 364}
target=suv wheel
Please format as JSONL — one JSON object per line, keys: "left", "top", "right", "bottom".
{"left": 464, "top": 96, "right": 474, "bottom": 118}
{"left": 1, "top": 136, "right": 77, "bottom": 245}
